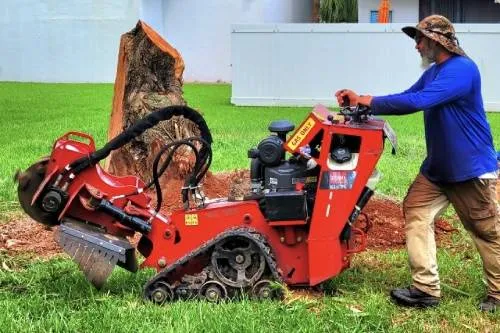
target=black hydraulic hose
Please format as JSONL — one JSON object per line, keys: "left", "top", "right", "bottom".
{"left": 149, "top": 137, "right": 213, "bottom": 211}
{"left": 184, "top": 137, "right": 212, "bottom": 184}
{"left": 150, "top": 140, "right": 199, "bottom": 212}
{"left": 179, "top": 138, "right": 212, "bottom": 209}
{"left": 97, "top": 199, "right": 151, "bottom": 234}
{"left": 149, "top": 140, "right": 198, "bottom": 188}
{"left": 93, "top": 136, "right": 212, "bottom": 211}
{"left": 69, "top": 105, "right": 213, "bottom": 174}
{"left": 340, "top": 187, "right": 374, "bottom": 241}
{"left": 349, "top": 187, "right": 374, "bottom": 224}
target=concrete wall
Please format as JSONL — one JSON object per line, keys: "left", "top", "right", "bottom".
{"left": 0, "top": 0, "right": 312, "bottom": 83}
{"left": 231, "top": 23, "right": 500, "bottom": 111}
{"left": 0, "top": 0, "right": 140, "bottom": 82}
{"left": 358, "top": 0, "right": 419, "bottom": 23}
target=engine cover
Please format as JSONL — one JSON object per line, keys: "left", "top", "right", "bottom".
{"left": 257, "top": 136, "right": 284, "bottom": 166}
{"left": 264, "top": 161, "right": 308, "bottom": 192}
{"left": 264, "top": 191, "right": 307, "bottom": 221}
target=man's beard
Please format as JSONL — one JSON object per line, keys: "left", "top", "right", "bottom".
{"left": 420, "top": 56, "right": 433, "bottom": 69}
{"left": 420, "top": 43, "right": 438, "bottom": 69}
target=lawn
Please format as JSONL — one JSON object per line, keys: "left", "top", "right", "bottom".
{"left": 0, "top": 82, "right": 499, "bottom": 332}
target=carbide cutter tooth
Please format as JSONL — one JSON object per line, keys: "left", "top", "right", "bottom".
{"left": 80, "top": 247, "right": 96, "bottom": 273}
{"left": 55, "top": 219, "right": 136, "bottom": 289}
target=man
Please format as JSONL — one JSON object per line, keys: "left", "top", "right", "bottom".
{"left": 335, "top": 15, "right": 499, "bottom": 312}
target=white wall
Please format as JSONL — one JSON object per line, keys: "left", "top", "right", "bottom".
{"left": 0, "top": 0, "right": 140, "bottom": 82}
{"left": 0, "top": 0, "right": 312, "bottom": 83}
{"left": 231, "top": 23, "right": 500, "bottom": 111}
{"left": 158, "top": 0, "right": 312, "bottom": 82}
{"left": 358, "top": 0, "right": 419, "bottom": 23}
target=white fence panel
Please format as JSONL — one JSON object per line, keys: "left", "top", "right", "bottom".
{"left": 231, "top": 24, "right": 500, "bottom": 111}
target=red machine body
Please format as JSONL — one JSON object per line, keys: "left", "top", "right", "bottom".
{"left": 18, "top": 104, "right": 396, "bottom": 302}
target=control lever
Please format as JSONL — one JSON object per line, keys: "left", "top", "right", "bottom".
{"left": 342, "top": 95, "right": 350, "bottom": 107}
{"left": 339, "top": 92, "right": 371, "bottom": 123}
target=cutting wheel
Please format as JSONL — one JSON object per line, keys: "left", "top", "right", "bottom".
{"left": 16, "top": 158, "right": 59, "bottom": 226}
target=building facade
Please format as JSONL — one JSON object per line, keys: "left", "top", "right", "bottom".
{"left": 358, "top": 0, "right": 500, "bottom": 23}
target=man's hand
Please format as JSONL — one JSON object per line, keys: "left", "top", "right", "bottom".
{"left": 335, "top": 89, "right": 373, "bottom": 107}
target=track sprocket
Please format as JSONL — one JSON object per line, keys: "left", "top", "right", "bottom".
{"left": 211, "top": 236, "right": 266, "bottom": 288}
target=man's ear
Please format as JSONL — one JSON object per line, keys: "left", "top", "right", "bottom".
{"left": 433, "top": 41, "right": 449, "bottom": 54}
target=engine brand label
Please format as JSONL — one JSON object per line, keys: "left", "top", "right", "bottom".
{"left": 320, "top": 171, "right": 357, "bottom": 190}
{"left": 287, "top": 118, "right": 316, "bottom": 151}
{"left": 269, "top": 177, "right": 278, "bottom": 185}
{"left": 185, "top": 214, "right": 199, "bottom": 226}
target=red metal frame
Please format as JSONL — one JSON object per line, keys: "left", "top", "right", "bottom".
{"left": 32, "top": 105, "right": 387, "bottom": 287}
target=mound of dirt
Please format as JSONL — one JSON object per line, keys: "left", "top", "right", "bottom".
{"left": 0, "top": 218, "right": 60, "bottom": 258}
{"left": 1, "top": 170, "right": 456, "bottom": 258}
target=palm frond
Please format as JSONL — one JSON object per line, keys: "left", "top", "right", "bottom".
{"left": 320, "top": 0, "right": 358, "bottom": 23}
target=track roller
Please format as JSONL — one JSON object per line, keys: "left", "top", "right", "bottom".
{"left": 149, "top": 281, "right": 175, "bottom": 305}
{"left": 199, "top": 280, "right": 228, "bottom": 302}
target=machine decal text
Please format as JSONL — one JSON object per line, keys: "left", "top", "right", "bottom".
{"left": 287, "top": 118, "right": 316, "bottom": 150}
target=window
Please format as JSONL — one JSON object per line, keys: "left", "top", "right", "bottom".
{"left": 370, "top": 10, "right": 393, "bottom": 23}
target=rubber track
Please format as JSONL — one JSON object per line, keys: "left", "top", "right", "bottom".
{"left": 143, "top": 227, "right": 281, "bottom": 300}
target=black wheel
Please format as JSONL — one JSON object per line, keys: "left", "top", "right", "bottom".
{"left": 251, "top": 280, "right": 283, "bottom": 300}
{"left": 149, "top": 281, "right": 174, "bottom": 305}
{"left": 199, "top": 280, "right": 228, "bottom": 303}
{"left": 211, "top": 236, "right": 266, "bottom": 288}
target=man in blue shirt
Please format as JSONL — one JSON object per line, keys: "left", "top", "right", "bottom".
{"left": 336, "top": 15, "right": 499, "bottom": 312}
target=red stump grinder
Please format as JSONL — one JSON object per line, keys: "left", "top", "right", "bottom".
{"left": 16, "top": 103, "right": 396, "bottom": 303}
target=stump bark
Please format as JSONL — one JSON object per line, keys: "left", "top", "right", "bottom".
{"left": 106, "top": 20, "right": 201, "bottom": 181}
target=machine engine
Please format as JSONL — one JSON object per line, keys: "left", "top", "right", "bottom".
{"left": 248, "top": 120, "right": 320, "bottom": 221}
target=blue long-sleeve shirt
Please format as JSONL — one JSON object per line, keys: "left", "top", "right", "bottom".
{"left": 371, "top": 55, "right": 498, "bottom": 183}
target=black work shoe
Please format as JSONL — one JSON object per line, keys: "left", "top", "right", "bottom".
{"left": 479, "top": 296, "right": 500, "bottom": 312}
{"left": 390, "top": 286, "right": 440, "bottom": 308}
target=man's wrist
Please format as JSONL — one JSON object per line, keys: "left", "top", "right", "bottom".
{"left": 358, "top": 95, "right": 373, "bottom": 106}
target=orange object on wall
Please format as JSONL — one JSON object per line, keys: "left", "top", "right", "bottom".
{"left": 378, "top": 0, "right": 391, "bottom": 23}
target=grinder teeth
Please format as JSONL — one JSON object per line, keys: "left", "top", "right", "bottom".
{"left": 54, "top": 220, "right": 135, "bottom": 289}
{"left": 56, "top": 231, "right": 119, "bottom": 289}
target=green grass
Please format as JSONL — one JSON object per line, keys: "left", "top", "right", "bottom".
{"left": 1, "top": 245, "right": 498, "bottom": 332}
{"left": 1, "top": 82, "right": 499, "bottom": 207}
{"left": 0, "top": 82, "right": 499, "bottom": 332}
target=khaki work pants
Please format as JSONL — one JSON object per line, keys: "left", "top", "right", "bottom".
{"left": 403, "top": 173, "right": 500, "bottom": 300}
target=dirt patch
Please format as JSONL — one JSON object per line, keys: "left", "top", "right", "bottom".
{"left": 1, "top": 218, "right": 61, "bottom": 258}
{"left": 1, "top": 170, "right": 456, "bottom": 258}
{"left": 362, "top": 198, "right": 455, "bottom": 249}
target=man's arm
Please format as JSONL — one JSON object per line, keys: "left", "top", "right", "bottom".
{"left": 335, "top": 71, "right": 427, "bottom": 108}
{"left": 371, "top": 64, "right": 473, "bottom": 115}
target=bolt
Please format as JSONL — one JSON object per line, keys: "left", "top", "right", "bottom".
{"left": 235, "top": 254, "right": 245, "bottom": 264}
{"left": 296, "top": 236, "right": 302, "bottom": 242}
{"left": 243, "top": 214, "right": 252, "bottom": 224}
{"left": 260, "top": 289, "right": 270, "bottom": 298}
{"left": 208, "top": 290, "right": 217, "bottom": 300}
{"left": 158, "top": 257, "right": 167, "bottom": 268}
{"left": 164, "top": 230, "right": 172, "bottom": 239}
{"left": 152, "top": 290, "right": 165, "bottom": 303}
{"left": 280, "top": 237, "right": 285, "bottom": 243}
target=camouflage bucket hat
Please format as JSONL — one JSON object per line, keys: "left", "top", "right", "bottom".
{"left": 402, "top": 15, "right": 466, "bottom": 56}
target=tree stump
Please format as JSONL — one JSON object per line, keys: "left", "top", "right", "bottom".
{"left": 106, "top": 20, "right": 201, "bottom": 181}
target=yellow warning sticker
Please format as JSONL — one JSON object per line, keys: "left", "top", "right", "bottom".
{"left": 185, "top": 214, "right": 199, "bottom": 226}
{"left": 287, "top": 118, "right": 316, "bottom": 151}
